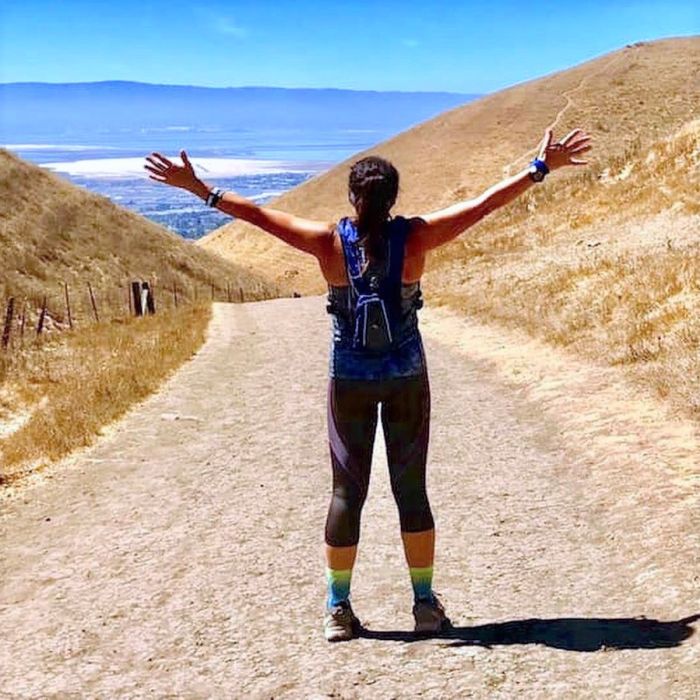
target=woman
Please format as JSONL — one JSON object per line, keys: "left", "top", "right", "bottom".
{"left": 144, "top": 126, "right": 591, "bottom": 642}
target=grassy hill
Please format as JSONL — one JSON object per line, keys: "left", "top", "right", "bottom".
{"left": 198, "top": 36, "right": 700, "bottom": 419}
{"left": 428, "top": 118, "right": 700, "bottom": 412}
{"left": 0, "top": 151, "right": 280, "bottom": 480}
{"left": 198, "top": 37, "right": 699, "bottom": 297}
{"left": 0, "top": 149, "right": 275, "bottom": 322}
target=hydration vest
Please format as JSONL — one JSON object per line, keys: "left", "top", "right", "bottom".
{"left": 333, "top": 216, "right": 413, "bottom": 353}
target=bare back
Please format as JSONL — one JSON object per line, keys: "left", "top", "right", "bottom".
{"left": 318, "top": 218, "right": 427, "bottom": 286}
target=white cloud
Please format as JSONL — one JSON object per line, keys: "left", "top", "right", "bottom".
{"left": 214, "top": 18, "right": 248, "bottom": 38}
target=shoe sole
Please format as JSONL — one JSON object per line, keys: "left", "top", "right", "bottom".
{"left": 414, "top": 618, "right": 452, "bottom": 635}
{"left": 324, "top": 617, "right": 362, "bottom": 642}
{"left": 325, "top": 631, "right": 354, "bottom": 642}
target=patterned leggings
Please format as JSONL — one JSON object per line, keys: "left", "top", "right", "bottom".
{"left": 325, "top": 371, "right": 434, "bottom": 547}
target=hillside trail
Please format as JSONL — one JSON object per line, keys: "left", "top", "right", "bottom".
{"left": 1, "top": 297, "right": 698, "bottom": 699}
{"left": 502, "top": 49, "right": 631, "bottom": 177}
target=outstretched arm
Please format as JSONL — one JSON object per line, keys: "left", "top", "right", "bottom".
{"left": 410, "top": 128, "right": 592, "bottom": 252}
{"left": 144, "top": 151, "right": 334, "bottom": 258}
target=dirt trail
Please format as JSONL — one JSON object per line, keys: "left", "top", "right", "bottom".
{"left": 1, "top": 297, "right": 698, "bottom": 699}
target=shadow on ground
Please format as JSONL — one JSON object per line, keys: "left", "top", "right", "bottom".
{"left": 359, "top": 614, "right": 700, "bottom": 652}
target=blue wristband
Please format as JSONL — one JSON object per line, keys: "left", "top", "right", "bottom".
{"left": 530, "top": 158, "right": 549, "bottom": 175}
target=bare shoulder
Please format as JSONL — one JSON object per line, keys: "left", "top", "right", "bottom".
{"left": 403, "top": 215, "right": 428, "bottom": 256}
{"left": 312, "top": 219, "right": 338, "bottom": 238}
{"left": 315, "top": 221, "right": 342, "bottom": 263}
{"left": 403, "top": 215, "right": 426, "bottom": 230}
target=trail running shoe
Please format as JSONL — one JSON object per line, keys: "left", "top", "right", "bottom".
{"left": 413, "top": 593, "right": 452, "bottom": 635}
{"left": 324, "top": 601, "right": 361, "bottom": 642}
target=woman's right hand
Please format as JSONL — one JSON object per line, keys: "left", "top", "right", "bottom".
{"left": 144, "top": 149, "right": 201, "bottom": 191}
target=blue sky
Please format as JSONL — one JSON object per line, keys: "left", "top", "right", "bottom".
{"left": 1, "top": 1, "right": 697, "bottom": 92}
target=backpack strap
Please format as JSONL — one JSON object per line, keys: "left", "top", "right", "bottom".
{"left": 384, "top": 216, "right": 410, "bottom": 296}
{"left": 337, "top": 217, "right": 371, "bottom": 295}
{"left": 337, "top": 217, "right": 409, "bottom": 296}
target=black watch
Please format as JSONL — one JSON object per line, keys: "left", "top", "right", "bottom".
{"left": 528, "top": 158, "right": 549, "bottom": 182}
{"left": 206, "top": 187, "right": 226, "bottom": 207}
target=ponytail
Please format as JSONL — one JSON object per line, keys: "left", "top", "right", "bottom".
{"left": 349, "top": 157, "right": 399, "bottom": 272}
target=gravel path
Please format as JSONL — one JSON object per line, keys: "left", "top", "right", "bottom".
{"left": 1, "top": 297, "right": 698, "bottom": 699}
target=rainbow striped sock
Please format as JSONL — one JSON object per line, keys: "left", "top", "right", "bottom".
{"left": 326, "top": 568, "right": 352, "bottom": 608}
{"left": 410, "top": 565, "right": 434, "bottom": 602}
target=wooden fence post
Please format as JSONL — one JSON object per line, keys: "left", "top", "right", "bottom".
{"left": 87, "top": 281, "right": 100, "bottom": 322}
{"left": 132, "top": 281, "right": 143, "bottom": 316}
{"left": 2, "top": 297, "right": 14, "bottom": 350}
{"left": 19, "top": 301, "right": 26, "bottom": 347}
{"left": 145, "top": 282, "right": 156, "bottom": 315}
{"left": 63, "top": 282, "right": 73, "bottom": 329}
{"left": 226, "top": 283, "right": 232, "bottom": 303}
{"left": 37, "top": 296, "right": 47, "bottom": 335}
{"left": 132, "top": 281, "right": 156, "bottom": 316}
{"left": 152, "top": 277, "right": 159, "bottom": 313}
{"left": 239, "top": 287, "right": 244, "bottom": 302}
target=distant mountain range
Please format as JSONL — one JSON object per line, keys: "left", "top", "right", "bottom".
{"left": 0, "top": 81, "right": 479, "bottom": 140}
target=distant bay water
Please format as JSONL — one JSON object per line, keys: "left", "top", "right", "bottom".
{"left": 5, "top": 137, "right": 339, "bottom": 239}
{"left": 1, "top": 82, "right": 479, "bottom": 238}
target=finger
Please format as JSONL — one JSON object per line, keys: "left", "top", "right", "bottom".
{"left": 544, "top": 127, "right": 553, "bottom": 147}
{"left": 569, "top": 143, "right": 593, "bottom": 155}
{"left": 566, "top": 136, "right": 592, "bottom": 149}
{"left": 147, "top": 173, "right": 168, "bottom": 182}
{"left": 181, "top": 150, "right": 195, "bottom": 171}
{"left": 144, "top": 164, "right": 167, "bottom": 176}
{"left": 151, "top": 152, "right": 174, "bottom": 167}
{"left": 538, "top": 127, "right": 553, "bottom": 159}
{"left": 145, "top": 156, "right": 168, "bottom": 171}
{"left": 569, "top": 158, "right": 588, "bottom": 165}
{"left": 567, "top": 133, "right": 591, "bottom": 144}
{"left": 568, "top": 138, "right": 592, "bottom": 150}
{"left": 560, "top": 128, "right": 584, "bottom": 146}
{"left": 144, "top": 164, "right": 167, "bottom": 177}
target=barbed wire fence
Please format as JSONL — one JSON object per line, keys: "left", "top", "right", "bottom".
{"left": 1, "top": 278, "right": 281, "bottom": 354}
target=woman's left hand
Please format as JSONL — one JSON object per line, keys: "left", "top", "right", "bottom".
{"left": 537, "top": 128, "right": 593, "bottom": 170}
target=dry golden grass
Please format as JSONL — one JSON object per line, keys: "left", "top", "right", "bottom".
{"left": 1, "top": 147, "right": 278, "bottom": 484}
{"left": 196, "top": 37, "right": 700, "bottom": 422}
{"left": 425, "top": 120, "right": 700, "bottom": 418}
{"left": 0, "top": 149, "right": 277, "bottom": 326}
{"left": 200, "top": 37, "right": 700, "bottom": 296}
{"left": 0, "top": 303, "right": 212, "bottom": 483}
